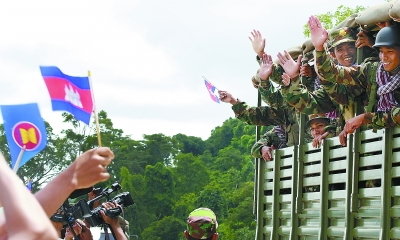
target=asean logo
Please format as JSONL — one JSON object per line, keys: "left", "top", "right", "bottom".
{"left": 12, "top": 122, "right": 42, "bottom": 151}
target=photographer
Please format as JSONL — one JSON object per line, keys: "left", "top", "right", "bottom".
{"left": 0, "top": 147, "right": 115, "bottom": 238}
{"left": 87, "top": 188, "right": 130, "bottom": 239}
{"left": 64, "top": 219, "right": 91, "bottom": 240}
{"left": 99, "top": 202, "right": 128, "bottom": 240}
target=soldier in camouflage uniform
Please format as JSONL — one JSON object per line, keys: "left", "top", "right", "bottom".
{"left": 254, "top": 52, "right": 340, "bottom": 148}
{"left": 248, "top": 30, "right": 293, "bottom": 161}
{"left": 247, "top": 31, "right": 314, "bottom": 161}
{"left": 265, "top": 26, "right": 381, "bottom": 143}
{"left": 307, "top": 114, "right": 337, "bottom": 148}
{"left": 308, "top": 16, "right": 400, "bottom": 146}
{"left": 184, "top": 208, "right": 218, "bottom": 240}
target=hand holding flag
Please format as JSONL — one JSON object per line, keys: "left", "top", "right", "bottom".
{"left": 203, "top": 77, "right": 220, "bottom": 103}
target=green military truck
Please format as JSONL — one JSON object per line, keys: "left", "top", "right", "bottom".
{"left": 253, "top": 2, "right": 400, "bottom": 239}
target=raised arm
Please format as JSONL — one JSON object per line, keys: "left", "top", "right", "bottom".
{"left": 251, "top": 127, "right": 286, "bottom": 161}
{"left": 0, "top": 152, "right": 58, "bottom": 240}
{"left": 34, "top": 147, "right": 114, "bottom": 218}
{"left": 280, "top": 75, "right": 337, "bottom": 115}
{"left": 218, "top": 89, "right": 286, "bottom": 126}
{"left": 249, "top": 29, "right": 266, "bottom": 59}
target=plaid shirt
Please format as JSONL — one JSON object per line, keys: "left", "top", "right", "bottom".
{"left": 376, "top": 63, "right": 400, "bottom": 111}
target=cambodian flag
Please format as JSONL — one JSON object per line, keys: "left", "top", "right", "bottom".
{"left": 40, "top": 66, "right": 94, "bottom": 125}
{"left": 0, "top": 103, "right": 47, "bottom": 170}
{"left": 204, "top": 79, "right": 220, "bottom": 103}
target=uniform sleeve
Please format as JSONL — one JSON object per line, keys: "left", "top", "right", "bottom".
{"left": 370, "top": 109, "right": 400, "bottom": 129}
{"left": 250, "top": 129, "right": 275, "bottom": 158}
{"left": 257, "top": 79, "right": 286, "bottom": 109}
{"left": 267, "top": 63, "right": 287, "bottom": 86}
{"left": 320, "top": 78, "right": 364, "bottom": 106}
{"left": 315, "top": 50, "right": 369, "bottom": 87}
{"left": 280, "top": 76, "right": 337, "bottom": 115}
{"left": 231, "top": 100, "right": 286, "bottom": 126}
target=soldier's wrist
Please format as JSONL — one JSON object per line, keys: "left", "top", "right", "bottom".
{"left": 231, "top": 98, "right": 240, "bottom": 105}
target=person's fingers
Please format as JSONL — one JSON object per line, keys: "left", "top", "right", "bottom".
{"left": 267, "top": 150, "right": 272, "bottom": 160}
{"left": 339, "top": 131, "right": 347, "bottom": 146}
{"left": 312, "top": 139, "right": 317, "bottom": 148}
{"left": 277, "top": 52, "right": 285, "bottom": 61}
{"left": 284, "top": 50, "right": 291, "bottom": 60}
{"left": 98, "top": 172, "right": 111, "bottom": 182}
{"left": 297, "top": 55, "right": 303, "bottom": 65}
{"left": 266, "top": 54, "right": 272, "bottom": 64}
{"left": 100, "top": 210, "right": 106, "bottom": 218}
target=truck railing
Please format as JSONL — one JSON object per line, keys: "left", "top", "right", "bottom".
{"left": 254, "top": 124, "right": 400, "bottom": 240}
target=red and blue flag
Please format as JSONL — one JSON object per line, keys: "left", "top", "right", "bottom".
{"left": 204, "top": 79, "right": 220, "bottom": 103}
{"left": 0, "top": 103, "right": 47, "bottom": 170}
{"left": 40, "top": 66, "right": 94, "bottom": 125}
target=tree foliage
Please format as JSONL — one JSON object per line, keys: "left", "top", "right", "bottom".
{"left": 302, "top": 5, "right": 366, "bottom": 37}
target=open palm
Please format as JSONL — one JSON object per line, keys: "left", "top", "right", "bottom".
{"left": 308, "top": 15, "right": 328, "bottom": 51}
{"left": 259, "top": 54, "right": 273, "bottom": 81}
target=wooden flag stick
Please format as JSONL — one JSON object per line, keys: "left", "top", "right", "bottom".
{"left": 13, "top": 145, "right": 26, "bottom": 173}
{"left": 88, "top": 71, "right": 102, "bottom": 147}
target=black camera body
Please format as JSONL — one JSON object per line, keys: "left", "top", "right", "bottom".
{"left": 84, "top": 182, "right": 134, "bottom": 227}
{"left": 51, "top": 182, "right": 134, "bottom": 230}
{"left": 51, "top": 198, "right": 92, "bottom": 227}
{"left": 86, "top": 191, "right": 134, "bottom": 226}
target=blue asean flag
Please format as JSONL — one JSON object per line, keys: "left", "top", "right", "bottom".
{"left": 40, "top": 66, "right": 94, "bottom": 125}
{"left": 0, "top": 103, "right": 47, "bottom": 170}
{"left": 26, "top": 179, "right": 33, "bottom": 192}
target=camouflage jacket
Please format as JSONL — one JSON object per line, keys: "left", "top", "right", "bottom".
{"left": 278, "top": 75, "right": 348, "bottom": 134}
{"left": 315, "top": 50, "right": 400, "bottom": 128}
{"left": 251, "top": 126, "right": 287, "bottom": 158}
{"left": 255, "top": 80, "right": 315, "bottom": 146}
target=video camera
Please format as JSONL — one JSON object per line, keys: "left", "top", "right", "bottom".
{"left": 50, "top": 182, "right": 134, "bottom": 230}
{"left": 85, "top": 182, "right": 134, "bottom": 227}
{"left": 50, "top": 187, "right": 93, "bottom": 227}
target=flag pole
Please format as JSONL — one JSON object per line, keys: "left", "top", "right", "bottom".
{"left": 88, "top": 71, "right": 102, "bottom": 147}
{"left": 13, "top": 145, "right": 26, "bottom": 173}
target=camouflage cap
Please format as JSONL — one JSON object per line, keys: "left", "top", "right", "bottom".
{"left": 307, "top": 114, "right": 330, "bottom": 128}
{"left": 187, "top": 208, "right": 218, "bottom": 239}
{"left": 328, "top": 27, "right": 356, "bottom": 49}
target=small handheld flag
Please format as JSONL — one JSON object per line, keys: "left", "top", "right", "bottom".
{"left": 40, "top": 66, "right": 94, "bottom": 125}
{"left": 203, "top": 77, "right": 220, "bottom": 103}
{"left": 26, "top": 178, "right": 33, "bottom": 192}
{"left": 0, "top": 103, "right": 47, "bottom": 170}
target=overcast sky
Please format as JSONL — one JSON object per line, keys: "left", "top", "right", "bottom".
{"left": 0, "top": 0, "right": 384, "bottom": 141}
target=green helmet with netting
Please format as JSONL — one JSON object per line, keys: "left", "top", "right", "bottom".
{"left": 187, "top": 208, "right": 218, "bottom": 239}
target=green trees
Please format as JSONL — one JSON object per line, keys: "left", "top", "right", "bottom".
{"left": 0, "top": 110, "right": 257, "bottom": 239}
{"left": 302, "top": 5, "right": 366, "bottom": 37}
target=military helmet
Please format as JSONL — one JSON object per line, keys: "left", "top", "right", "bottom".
{"left": 373, "top": 25, "right": 400, "bottom": 49}
{"left": 328, "top": 27, "right": 356, "bottom": 49}
{"left": 187, "top": 208, "right": 218, "bottom": 239}
{"left": 307, "top": 114, "right": 330, "bottom": 128}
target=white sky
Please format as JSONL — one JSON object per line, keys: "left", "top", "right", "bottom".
{"left": 0, "top": 0, "right": 385, "bottom": 140}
